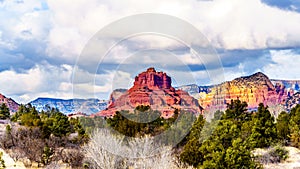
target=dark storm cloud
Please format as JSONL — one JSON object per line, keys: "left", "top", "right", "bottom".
{"left": 0, "top": 40, "right": 45, "bottom": 72}
{"left": 92, "top": 48, "right": 273, "bottom": 76}
{"left": 0, "top": 37, "right": 78, "bottom": 73}
{"left": 171, "top": 49, "right": 274, "bottom": 73}
{"left": 0, "top": 50, "right": 34, "bottom": 71}
{"left": 217, "top": 49, "right": 273, "bottom": 72}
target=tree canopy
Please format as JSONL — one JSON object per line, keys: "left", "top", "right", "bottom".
{"left": 0, "top": 103, "right": 10, "bottom": 120}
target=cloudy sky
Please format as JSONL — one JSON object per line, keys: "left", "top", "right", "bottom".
{"left": 0, "top": 0, "right": 300, "bottom": 103}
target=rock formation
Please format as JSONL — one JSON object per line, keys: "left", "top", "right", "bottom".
{"left": 285, "top": 92, "right": 300, "bottom": 112}
{"left": 199, "top": 72, "right": 288, "bottom": 110}
{"left": 271, "top": 79, "right": 300, "bottom": 97}
{"left": 0, "top": 93, "right": 19, "bottom": 113}
{"left": 97, "top": 67, "right": 203, "bottom": 118}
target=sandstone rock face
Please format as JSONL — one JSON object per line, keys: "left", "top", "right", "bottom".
{"left": 285, "top": 92, "right": 300, "bottom": 111}
{"left": 97, "top": 68, "right": 203, "bottom": 118}
{"left": 131, "top": 67, "right": 171, "bottom": 91}
{"left": 0, "top": 93, "right": 19, "bottom": 113}
{"left": 271, "top": 80, "right": 300, "bottom": 97}
{"left": 199, "top": 72, "right": 287, "bottom": 110}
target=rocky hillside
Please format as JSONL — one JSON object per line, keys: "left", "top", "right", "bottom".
{"left": 285, "top": 92, "right": 300, "bottom": 112}
{"left": 97, "top": 67, "right": 203, "bottom": 118}
{"left": 199, "top": 72, "right": 287, "bottom": 110}
{"left": 0, "top": 93, "right": 19, "bottom": 113}
{"left": 271, "top": 79, "right": 300, "bottom": 92}
{"left": 30, "top": 98, "right": 107, "bottom": 115}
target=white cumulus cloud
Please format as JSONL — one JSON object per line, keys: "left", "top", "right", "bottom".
{"left": 262, "top": 50, "right": 300, "bottom": 80}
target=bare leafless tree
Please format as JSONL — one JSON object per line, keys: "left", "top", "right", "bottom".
{"left": 83, "top": 128, "right": 194, "bottom": 169}
{"left": 83, "top": 128, "right": 125, "bottom": 169}
{"left": 12, "top": 127, "right": 45, "bottom": 165}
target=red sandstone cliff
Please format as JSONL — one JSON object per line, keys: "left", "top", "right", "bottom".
{"left": 0, "top": 93, "right": 19, "bottom": 113}
{"left": 97, "top": 68, "right": 203, "bottom": 118}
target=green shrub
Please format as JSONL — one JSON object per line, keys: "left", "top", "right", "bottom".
{"left": 269, "top": 146, "right": 289, "bottom": 163}
{"left": 0, "top": 103, "right": 10, "bottom": 120}
{"left": 255, "top": 146, "right": 289, "bottom": 164}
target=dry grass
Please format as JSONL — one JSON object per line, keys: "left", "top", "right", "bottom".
{"left": 0, "top": 148, "right": 26, "bottom": 169}
{"left": 254, "top": 146, "right": 300, "bottom": 169}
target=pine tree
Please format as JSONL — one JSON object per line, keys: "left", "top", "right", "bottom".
{"left": 180, "top": 115, "right": 205, "bottom": 167}
{"left": 276, "top": 111, "right": 290, "bottom": 144}
{"left": 223, "top": 100, "right": 251, "bottom": 128}
{"left": 180, "top": 100, "right": 260, "bottom": 168}
{"left": 289, "top": 104, "right": 300, "bottom": 147}
{"left": 0, "top": 103, "right": 10, "bottom": 119}
{"left": 49, "top": 111, "right": 71, "bottom": 137}
{"left": 248, "top": 103, "right": 277, "bottom": 148}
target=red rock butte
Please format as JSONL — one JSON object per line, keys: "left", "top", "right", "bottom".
{"left": 96, "top": 67, "right": 203, "bottom": 118}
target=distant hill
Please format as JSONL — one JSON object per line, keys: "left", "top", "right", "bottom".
{"left": 29, "top": 98, "right": 108, "bottom": 115}
{"left": 0, "top": 93, "right": 19, "bottom": 113}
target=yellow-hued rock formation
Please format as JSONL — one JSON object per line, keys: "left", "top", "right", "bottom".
{"left": 199, "top": 72, "right": 287, "bottom": 110}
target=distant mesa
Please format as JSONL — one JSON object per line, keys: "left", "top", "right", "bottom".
{"left": 0, "top": 93, "right": 19, "bottom": 113}
{"left": 30, "top": 98, "right": 108, "bottom": 115}
{"left": 96, "top": 67, "right": 203, "bottom": 118}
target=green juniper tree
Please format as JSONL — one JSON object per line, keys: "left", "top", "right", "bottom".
{"left": 0, "top": 103, "right": 10, "bottom": 120}
{"left": 248, "top": 103, "right": 277, "bottom": 148}
{"left": 180, "top": 100, "right": 261, "bottom": 168}
{"left": 289, "top": 104, "right": 300, "bottom": 147}
{"left": 180, "top": 115, "right": 205, "bottom": 167}
{"left": 276, "top": 111, "right": 290, "bottom": 144}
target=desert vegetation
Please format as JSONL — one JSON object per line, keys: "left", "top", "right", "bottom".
{"left": 1, "top": 101, "right": 300, "bottom": 168}
{"left": 0, "top": 104, "right": 87, "bottom": 168}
